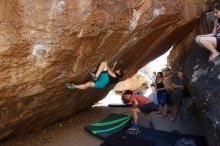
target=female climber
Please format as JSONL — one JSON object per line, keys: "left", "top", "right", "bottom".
{"left": 65, "top": 61, "right": 123, "bottom": 90}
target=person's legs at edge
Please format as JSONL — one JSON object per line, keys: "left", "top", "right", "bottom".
{"left": 198, "top": 37, "right": 219, "bottom": 61}
{"left": 195, "top": 35, "right": 206, "bottom": 47}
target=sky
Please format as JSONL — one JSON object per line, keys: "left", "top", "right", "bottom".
{"left": 147, "top": 48, "right": 172, "bottom": 73}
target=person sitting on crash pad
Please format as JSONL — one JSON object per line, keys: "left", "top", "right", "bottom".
{"left": 65, "top": 61, "right": 123, "bottom": 90}
{"left": 122, "top": 90, "right": 157, "bottom": 130}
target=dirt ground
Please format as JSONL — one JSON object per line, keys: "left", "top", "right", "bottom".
{"left": 0, "top": 106, "right": 204, "bottom": 146}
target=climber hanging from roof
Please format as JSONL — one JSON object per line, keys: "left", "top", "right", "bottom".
{"left": 195, "top": 2, "right": 220, "bottom": 62}
{"left": 65, "top": 61, "right": 123, "bottom": 90}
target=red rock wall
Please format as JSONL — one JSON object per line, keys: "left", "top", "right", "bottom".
{"left": 0, "top": 0, "right": 213, "bottom": 140}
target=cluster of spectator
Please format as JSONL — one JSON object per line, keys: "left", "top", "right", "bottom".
{"left": 121, "top": 69, "right": 187, "bottom": 130}
{"left": 152, "top": 69, "right": 186, "bottom": 122}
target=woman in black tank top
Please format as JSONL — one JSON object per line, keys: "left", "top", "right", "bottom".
{"left": 155, "top": 72, "right": 168, "bottom": 117}
{"left": 156, "top": 80, "right": 165, "bottom": 91}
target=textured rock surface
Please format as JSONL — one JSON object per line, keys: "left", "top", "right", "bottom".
{"left": 168, "top": 12, "right": 220, "bottom": 146}
{"left": 114, "top": 73, "right": 148, "bottom": 92}
{"left": 0, "top": 0, "right": 213, "bottom": 140}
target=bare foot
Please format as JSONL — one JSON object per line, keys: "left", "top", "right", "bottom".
{"left": 209, "top": 52, "right": 220, "bottom": 62}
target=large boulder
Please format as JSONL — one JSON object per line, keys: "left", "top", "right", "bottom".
{"left": 0, "top": 0, "right": 213, "bottom": 140}
{"left": 114, "top": 73, "right": 148, "bottom": 92}
{"left": 168, "top": 12, "right": 220, "bottom": 146}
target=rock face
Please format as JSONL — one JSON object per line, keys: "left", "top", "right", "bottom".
{"left": 114, "top": 73, "right": 148, "bottom": 92}
{"left": 168, "top": 12, "right": 220, "bottom": 146}
{"left": 0, "top": 0, "right": 213, "bottom": 140}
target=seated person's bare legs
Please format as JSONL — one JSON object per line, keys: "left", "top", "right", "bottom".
{"left": 195, "top": 36, "right": 219, "bottom": 61}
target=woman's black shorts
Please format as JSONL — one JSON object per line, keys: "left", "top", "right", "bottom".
{"left": 216, "top": 37, "right": 220, "bottom": 52}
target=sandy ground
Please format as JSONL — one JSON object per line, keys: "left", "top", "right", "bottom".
{"left": 0, "top": 106, "right": 204, "bottom": 146}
